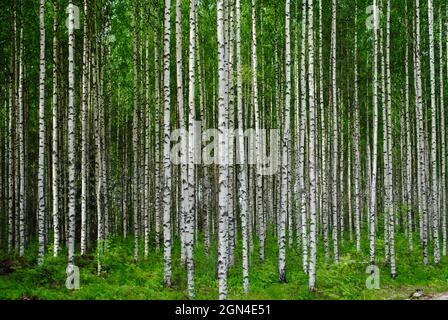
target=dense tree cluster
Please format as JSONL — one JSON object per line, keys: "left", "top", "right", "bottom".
{"left": 0, "top": 0, "right": 447, "bottom": 299}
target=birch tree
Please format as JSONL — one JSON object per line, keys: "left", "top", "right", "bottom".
{"left": 404, "top": 0, "right": 413, "bottom": 253}
{"left": 162, "top": 0, "right": 173, "bottom": 288}
{"left": 67, "top": 0, "right": 77, "bottom": 286}
{"left": 331, "top": 0, "right": 339, "bottom": 264}
{"left": 353, "top": 2, "right": 361, "bottom": 252}
{"left": 37, "top": 0, "right": 46, "bottom": 266}
{"left": 7, "top": 61, "right": 14, "bottom": 254}
{"left": 427, "top": 0, "right": 440, "bottom": 264}
{"left": 18, "top": 26, "right": 25, "bottom": 258}
{"left": 175, "top": 0, "right": 187, "bottom": 265}
{"left": 217, "top": 0, "right": 229, "bottom": 300}
{"left": 299, "top": 0, "right": 308, "bottom": 274}
{"left": 415, "top": 0, "right": 429, "bottom": 266}
{"left": 369, "top": 0, "right": 379, "bottom": 266}
{"left": 307, "top": 0, "right": 317, "bottom": 292}
{"left": 236, "top": 0, "right": 249, "bottom": 294}
{"left": 279, "top": 0, "right": 291, "bottom": 284}
{"left": 439, "top": 3, "right": 446, "bottom": 257}
{"left": 251, "top": 0, "right": 265, "bottom": 263}
{"left": 132, "top": 4, "right": 139, "bottom": 264}
{"left": 385, "top": 0, "right": 396, "bottom": 277}
{"left": 186, "top": 0, "right": 197, "bottom": 299}
{"left": 144, "top": 0, "right": 151, "bottom": 261}
{"left": 81, "top": 0, "right": 89, "bottom": 256}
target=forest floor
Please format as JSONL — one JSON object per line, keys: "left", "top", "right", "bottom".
{"left": 1, "top": 233, "right": 448, "bottom": 300}
{"left": 423, "top": 292, "right": 448, "bottom": 300}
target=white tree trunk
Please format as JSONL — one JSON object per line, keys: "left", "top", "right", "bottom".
{"left": 162, "top": 0, "right": 173, "bottom": 288}
{"left": 236, "top": 0, "right": 249, "bottom": 293}
{"left": 294, "top": 0, "right": 301, "bottom": 257}
{"left": 353, "top": 4, "right": 361, "bottom": 252}
{"left": 217, "top": 0, "right": 229, "bottom": 300}
{"left": 251, "top": 0, "right": 265, "bottom": 263}
{"left": 132, "top": 6, "right": 139, "bottom": 264}
{"left": 307, "top": 0, "right": 317, "bottom": 292}
{"left": 67, "top": 1, "right": 77, "bottom": 284}
{"left": 439, "top": 3, "right": 446, "bottom": 257}
{"left": 18, "top": 26, "right": 25, "bottom": 258}
{"left": 318, "top": 0, "right": 330, "bottom": 260}
{"left": 331, "top": 0, "right": 339, "bottom": 264}
{"left": 144, "top": 0, "right": 151, "bottom": 260}
{"left": 299, "top": 0, "right": 308, "bottom": 274}
{"left": 7, "top": 69, "right": 14, "bottom": 254}
{"left": 405, "top": 0, "right": 413, "bottom": 252}
{"left": 380, "top": 2, "right": 389, "bottom": 264}
{"left": 385, "top": 0, "right": 396, "bottom": 277}
{"left": 427, "top": 0, "right": 440, "bottom": 264}
{"left": 154, "top": 2, "right": 161, "bottom": 251}
{"left": 37, "top": 0, "right": 46, "bottom": 266}
{"left": 369, "top": 0, "right": 379, "bottom": 265}
{"left": 81, "top": 0, "right": 89, "bottom": 256}
{"left": 175, "top": 0, "right": 187, "bottom": 266}
{"left": 279, "top": 0, "right": 291, "bottom": 284}
{"left": 186, "top": 0, "right": 197, "bottom": 299}
{"left": 415, "top": 0, "right": 429, "bottom": 265}
{"left": 227, "top": 0, "right": 236, "bottom": 266}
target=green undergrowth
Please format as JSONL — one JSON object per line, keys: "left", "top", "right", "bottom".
{"left": 1, "top": 232, "right": 447, "bottom": 300}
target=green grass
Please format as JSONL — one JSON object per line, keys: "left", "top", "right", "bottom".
{"left": 1, "top": 232, "right": 448, "bottom": 300}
